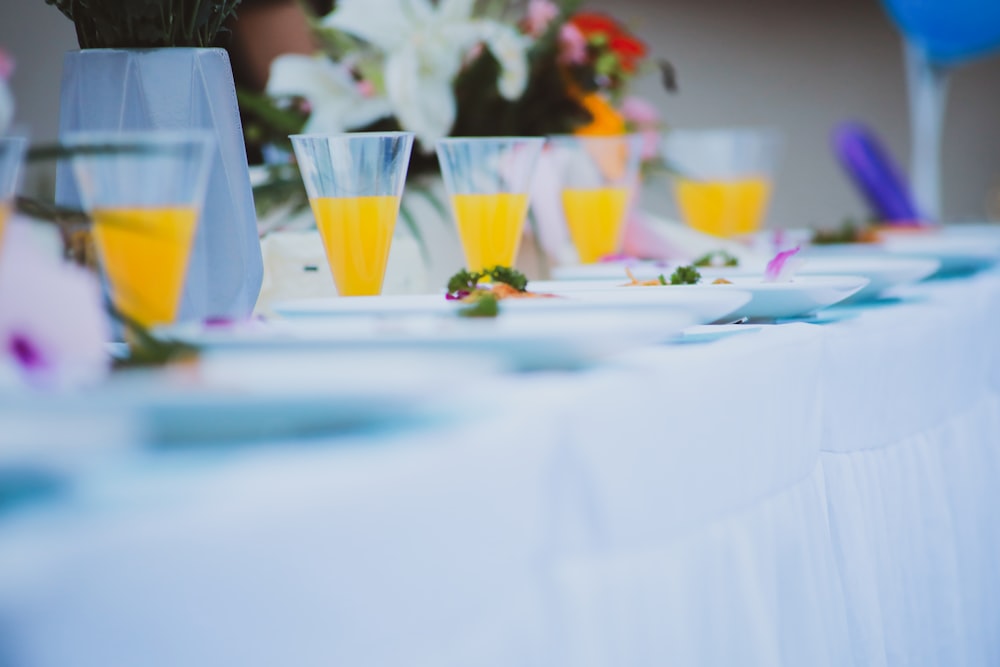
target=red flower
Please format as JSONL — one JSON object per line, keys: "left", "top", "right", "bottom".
{"left": 570, "top": 12, "right": 621, "bottom": 36}
{"left": 568, "top": 12, "right": 647, "bottom": 73}
{"left": 609, "top": 34, "right": 647, "bottom": 72}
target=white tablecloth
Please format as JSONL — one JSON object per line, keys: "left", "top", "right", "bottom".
{"left": 2, "top": 271, "right": 999, "bottom": 666}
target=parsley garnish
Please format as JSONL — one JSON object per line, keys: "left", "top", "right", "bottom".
{"left": 457, "top": 292, "right": 499, "bottom": 318}
{"left": 487, "top": 265, "right": 528, "bottom": 291}
{"left": 693, "top": 250, "right": 739, "bottom": 267}
{"left": 657, "top": 274, "right": 668, "bottom": 285}
{"left": 445, "top": 266, "right": 528, "bottom": 297}
{"left": 669, "top": 265, "right": 701, "bottom": 285}
{"left": 447, "top": 268, "right": 481, "bottom": 295}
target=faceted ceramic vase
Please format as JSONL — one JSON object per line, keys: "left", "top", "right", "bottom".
{"left": 55, "top": 48, "right": 263, "bottom": 321}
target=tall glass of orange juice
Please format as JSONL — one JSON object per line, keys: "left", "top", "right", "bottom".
{"left": 436, "top": 137, "right": 545, "bottom": 273}
{"left": 663, "top": 128, "right": 781, "bottom": 238}
{"left": 290, "top": 132, "right": 414, "bottom": 297}
{"left": 0, "top": 136, "right": 27, "bottom": 253}
{"left": 549, "top": 134, "right": 643, "bottom": 264}
{"left": 64, "top": 130, "right": 214, "bottom": 329}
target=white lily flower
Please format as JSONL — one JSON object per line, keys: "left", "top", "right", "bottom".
{"left": 323, "top": 0, "right": 530, "bottom": 148}
{"left": 266, "top": 54, "right": 393, "bottom": 134}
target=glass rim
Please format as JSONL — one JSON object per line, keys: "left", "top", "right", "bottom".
{"left": 435, "top": 135, "right": 546, "bottom": 145}
{"left": 289, "top": 130, "right": 415, "bottom": 140}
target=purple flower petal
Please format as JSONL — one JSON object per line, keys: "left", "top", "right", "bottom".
{"left": 445, "top": 291, "right": 470, "bottom": 301}
{"left": 764, "top": 245, "right": 801, "bottom": 282}
{"left": 8, "top": 331, "right": 49, "bottom": 373}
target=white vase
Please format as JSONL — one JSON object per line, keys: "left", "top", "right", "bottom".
{"left": 54, "top": 48, "right": 263, "bottom": 321}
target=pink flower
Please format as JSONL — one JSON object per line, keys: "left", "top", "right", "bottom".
{"left": 0, "top": 219, "right": 110, "bottom": 390}
{"left": 356, "top": 80, "right": 375, "bottom": 98}
{"left": 0, "top": 49, "right": 13, "bottom": 81}
{"left": 621, "top": 96, "right": 659, "bottom": 127}
{"left": 621, "top": 96, "right": 661, "bottom": 160}
{"left": 558, "top": 24, "right": 587, "bottom": 65}
{"left": 523, "top": 0, "right": 559, "bottom": 37}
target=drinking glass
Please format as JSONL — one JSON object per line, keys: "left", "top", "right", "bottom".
{"left": 65, "top": 130, "right": 214, "bottom": 328}
{"left": 549, "top": 134, "right": 642, "bottom": 264}
{"left": 663, "top": 127, "right": 780, "bottom": 238}
{"left": 0, "top": 135, "right": 27, "bottom": 250}
{"left": 290, "top": 132, "right": 414, "bottom": 296}
{"left": 436, "top": 136, "right": 545, "bottom": 272}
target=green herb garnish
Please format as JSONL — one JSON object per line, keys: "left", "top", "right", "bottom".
{"left": 811, "top": 217, "right": 881, "bottom": 245}
{"left": 811, "top": 218, "right": 860, "bottom": 245}
{"left": 457, "top": 292, "right": 499, "bottom": 318}
{"left": 447, "top": 268, "right": 482, "bottom": 295}
{"left": 487, "top": 265, "right": 528, "bottom": 291}
{"left": 693, "top": 250, "right": 739, "bottom": 267}
{"left": 669, "top": 265, "right": 701, "bottom": 285}
{"left": 657, "top": 274, "right": 668, "bottom": 285}
{"left": 446, "top": 266, "right": 528, "bottom": 296}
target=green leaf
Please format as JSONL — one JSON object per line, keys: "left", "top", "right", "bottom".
{"left": 457, "top": 292, "right": 499, "bottom": 318}
{"left": 236, "top": 90, "right": 308, "bottom": 135}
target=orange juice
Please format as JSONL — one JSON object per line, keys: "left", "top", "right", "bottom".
{"left": 0, "top": 202, "right": 10, "bottom": 251}
{"left": 91, "top": 206, "right": 199, "bottom": 328}
{"left": 310, "top": 195, "right": 399, "bottom": 296}
{"left": 674, "top": 177, "right": 771, "bottom": 237}
{"left": 450, "top": 192, "right": 530, "bottom": 271}
{"left": 561, "top": 186, "right": 631, "bottom": 264}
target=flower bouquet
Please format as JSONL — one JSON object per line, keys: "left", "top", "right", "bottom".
{"left": 243, "top": 0, "right": 672, "bottom": 218}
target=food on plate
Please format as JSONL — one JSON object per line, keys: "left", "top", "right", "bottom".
{"left": 712, "top": 278, "right": 733, "bottom": 284}
{"left": 622, "top": 267, "right": 668, "bottom": 286}
{"left": 693, "top": 250, "right": 739, "bottom": 267}
{"left": 811, "top": 218, "right": 931, "bottom": 245}
{"left": 445, "top": 266, "right": 555, "bottom": 318}
{"left": 622, "top": 265, "right": 702, "bottom": 286}
{"left": 810, "top": 218, "right": 880, "bottom": 245}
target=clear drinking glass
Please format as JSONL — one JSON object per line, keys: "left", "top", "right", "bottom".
{"left": 663, "top": 127, "right": 781, "bottom": 239}
{"left": 65, "top": 130, "right": 214, "bottom": 328}
{"left": 0, "top": 135, "right": 27, "bottom": 250}
{"left": 436, "top": 136, "right": 545, "bottom": 272}
{"left": 549, "top": 134, "right": 642, "bottom": 264}
{"left": 290, "top": 132, "right": 414, "bottom": 297}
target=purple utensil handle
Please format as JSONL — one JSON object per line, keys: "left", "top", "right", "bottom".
{"left": 832, "top": 122, "right": 928, "bottom": 224}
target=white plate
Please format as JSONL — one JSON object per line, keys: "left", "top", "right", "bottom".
{"left": 273, "top": 287, "right": 744, "bottom": 327}
{"left": 880, "top": 234, "right": 1000, "bottom": 276}
{"left": 161, "top": 309, "right": 698, "bottom": 372}
{"left": 526, "top": 275, "right": 868, "bottom": 321}
{"left": 526, "top": 280, "right": 752, "bottom": 324}
{"left": 781, "top": 256, "right": 940, "bottom": 302}
{"left": 684, "top": 253, "right": 941, "bottom": 303}
{"left": 0, "top": 351, "right": 491, "bottom": 466}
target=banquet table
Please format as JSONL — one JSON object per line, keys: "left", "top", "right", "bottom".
{"left": 1, "top": 267, "right": 1000, "bottom": 666}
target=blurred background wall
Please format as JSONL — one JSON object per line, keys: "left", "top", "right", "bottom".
{"left": 2, "top": 0, "right": 999, "bottom": 227}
